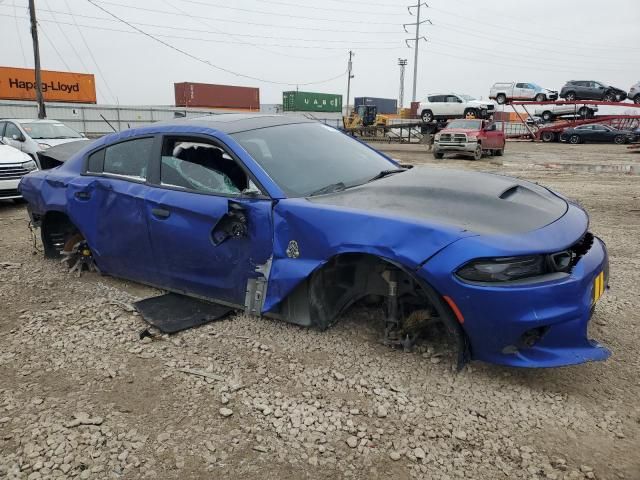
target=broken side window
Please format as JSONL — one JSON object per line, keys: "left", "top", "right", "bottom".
{"left": 160, "top": 137, "right": 248, "bottom": 195}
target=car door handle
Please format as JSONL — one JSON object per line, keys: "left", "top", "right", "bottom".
{"left": 74, "top": 191, "right": 91, "bottom": 200}
{"left": 151, "top": 208, "right": 171, "bottom": 219}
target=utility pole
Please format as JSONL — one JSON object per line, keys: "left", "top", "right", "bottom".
{"left": 28, "top": 0, "right": 46, "bottom": 119}
{"left": 404, "top": 2, "right": 430, "bottom": 103}
{"left": 345, "top": 50, "right": 354, "bottom": 116}
{"left": 398, "top": 58, "right": 407, "bottom": 109}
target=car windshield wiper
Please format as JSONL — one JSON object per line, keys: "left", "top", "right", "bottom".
{"left": 367, "top": 168, "right": 406, "bottom": 183}
{"left": 308, "top": 182, "right": 346, "bottom": 197}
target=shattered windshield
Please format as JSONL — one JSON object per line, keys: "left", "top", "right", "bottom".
{"left": 232, "top": 122, "right": 395, "bottom": 197}
{"left": 21, "top": 122, "right": 82, "bottom": 140}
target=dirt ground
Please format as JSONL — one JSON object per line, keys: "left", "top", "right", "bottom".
{"left": 0, "top": 142, "right": 638, "bottom": 480}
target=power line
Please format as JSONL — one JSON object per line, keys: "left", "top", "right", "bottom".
{"left": 37, "top": 22, "right": 71, "bottom": 70}
{"left": 35, "top": 1, "right": 403, "bottom": 34}
{"left": 85, "top": 0, "right": 349, "bottom": 86}
{"left": 0, "top": 13, "right": 402, "bottom": 52}
{"left": 176, "top": 0, "right": 400, "bottom": 25}
{"left": 12, "top": 2, "right": 28, "bottom": 66}
{"left": 2, "top": 5, "right": 399, "bottom": 45}
{"left": 62, "top": 0, "right": 118, "bottom": 103}
{"left": 228, "top": 0, "right": 408, "bottom": 17}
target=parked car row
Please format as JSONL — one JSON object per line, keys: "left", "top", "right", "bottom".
{"left": 490, "top": 80, "right": 639, "bottom": 104}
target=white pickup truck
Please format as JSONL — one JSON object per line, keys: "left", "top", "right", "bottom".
{"left": 418, "top": 93, "right": 494, "bottom": 123}
{"left": 489, "top": 82, "right": 558, "bottom": 104}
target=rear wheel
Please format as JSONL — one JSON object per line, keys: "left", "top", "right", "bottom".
{"left": 493, "top": 147, "right": 504, "bottom": 156}
{"left": 535, "top": 93, "right": 546, "bottom": 102}
{"left": 578, "top": 107, "right": 590, "bottom": 118}
{"left": 472, "top": 144, "right": 483, "bottom": 160}
{"left": 541, "top": 131, "right": 556, "bottom": 142}
{"left": 634, "top": 95, "right": 640, "bottom": 104}
{"left": 433, "top": 152, "right": 444, "bottom": 159}
{"left": 496, "top": 94, "right": 507, "bottom": 104}
{"left": 541, "top": 111, "right": 554, "bottom": 122}
{"left": 613, "top": 135, "right": 626, "bottom": 145}
{"left": 569, "top": 134, "right": 581, "bottom": 144}
{"left": 421, "top": 110, "right": 433, "bottom": 123}
{"left": 565, "top": 92, "right": 576, "bottom": 101}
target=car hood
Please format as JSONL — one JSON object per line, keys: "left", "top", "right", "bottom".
{"left": 36, "top": 137, "right": 85, "bottom": 148}
{"left": 308, "top": 166, "right": 568, "bottom": 236}
{"left": 0, "top": 145, "right": 32, "bottom": 164}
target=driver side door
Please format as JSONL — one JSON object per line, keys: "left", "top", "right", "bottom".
{"left": 144, "top": 134, "right": 273, "bottom": 306}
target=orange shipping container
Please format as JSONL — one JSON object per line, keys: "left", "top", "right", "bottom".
{"left": 0, "top": 66, "right": 96, "bottom": 103}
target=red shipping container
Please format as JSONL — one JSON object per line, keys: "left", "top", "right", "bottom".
{"left": 174, "top": 82, "right": 260, "bottom": 110}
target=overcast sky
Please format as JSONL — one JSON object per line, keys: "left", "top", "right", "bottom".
{"left": 1, "top": 0, "right": 639, "bottom": 106}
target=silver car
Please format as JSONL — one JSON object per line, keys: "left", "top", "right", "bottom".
{"left": 534, "top": 104, "right": 598, "bottom": 123}
{"left": 0, "top": 119, "right": 84, "bottom": 165}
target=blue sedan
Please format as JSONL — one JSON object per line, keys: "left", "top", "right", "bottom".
{"left": 18, "top": 115, "right": 610, "bottom": 368}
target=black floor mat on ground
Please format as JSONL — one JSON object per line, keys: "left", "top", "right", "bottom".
{"left": 133, "top": 293, "right": 234, "bottom": 334}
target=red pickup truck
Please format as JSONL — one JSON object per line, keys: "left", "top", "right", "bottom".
{"left": 433, "top": 119, "right": 505, "bottom": 160}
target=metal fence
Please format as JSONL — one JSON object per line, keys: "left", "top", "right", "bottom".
{"left": 0, "top": 100, "right": 348, "bottom": 136}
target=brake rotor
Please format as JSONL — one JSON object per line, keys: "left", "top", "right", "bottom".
{"left": 60, "top": 234, "right": 98, "bottom": 276}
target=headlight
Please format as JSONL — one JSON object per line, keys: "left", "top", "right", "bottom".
{"left": 22, "top": 160, "right": 37, "bottom": 171}
{"left": 467, "top": 135, "right": 477, "bottom": 141}
{"left": 434, "top": 134, "right": 441, "bottom": 141}
{"left": 38, "top": 143, "right": 51, "bottom": 150}
{"left": 456, "top": 255, "right": 546, "bottom": 282}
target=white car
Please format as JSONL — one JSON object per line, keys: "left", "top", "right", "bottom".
{"left": 534, "top": 104, "right": 598, "bottom": 122}
{"left": 418, "top": 94, "right": 494, "bottom": 123}
{"left": 489, "top": 82, "right": 558, "bottom": 104}
{"left": 0, "top": 119, "right": 85, "bottom": 165}
{"left": 0, "top": 140, "right": 37, "bottom": 201}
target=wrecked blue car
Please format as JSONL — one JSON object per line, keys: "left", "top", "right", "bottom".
{"left": 18, "top": 115, "right": 610, "bottom": 368}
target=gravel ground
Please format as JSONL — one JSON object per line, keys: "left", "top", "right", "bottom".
{"left": 0, "top": 142, "right": 638, "bottom": 479}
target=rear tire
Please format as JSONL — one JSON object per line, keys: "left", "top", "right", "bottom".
{"left": 472, "top": 144, "right": 483, "bottom": 160}
{"left": 496, "top": 94, "right": 507, "bottom": 104}
{"left": 541, "top": 111, "right": 554, "bottom": 122}
{"left": 541, "top": 131, "right": 556, "bottom": 142}
{"left": 569, "top": 134, "right": 581, "bottom": 144}
{"left": 613, "top": 135, "right": 626, "bottom": 145}
{"left": 421, "top": 110, "right": 434, "bottom": 123}
{"left": 578, "top": 106, "right": 589, "bottom": 118}
{"left": 535, "top": 93, "right": 546, "bottom": 102}
{"left": 433, "top": 152, "right": 444, "bottom": 159}
{"left": 493, "top": 147, "right": 504, "bottom": 156}
{"left": 565, "top": 92, "right": 576, "bottom": 101}
{"left": 634, "top": 95, "right": 640, "bottom": 104}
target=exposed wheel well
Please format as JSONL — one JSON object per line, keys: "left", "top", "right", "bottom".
{"left": 40, "top": 211, "right": 82, "bottom": 258}
{"left": 278, "top": 253, "right": 470, "bottom": 367}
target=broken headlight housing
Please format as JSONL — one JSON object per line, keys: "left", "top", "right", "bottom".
{"left": 456, "top": 255, "right": 546, "bottom": 282}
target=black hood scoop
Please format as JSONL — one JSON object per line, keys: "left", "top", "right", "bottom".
{"left": 309, "top": 166, "right": 568, "bottom": 235}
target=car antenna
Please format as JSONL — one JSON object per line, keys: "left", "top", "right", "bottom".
{"left": 99, "top": 114, "right": 118, "bottom": 133}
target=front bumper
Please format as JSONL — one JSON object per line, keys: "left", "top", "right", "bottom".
{"left": 419, "top": 205, "right": 610, "bottom": 367}
{"left": 0, "top": 178, "right": 22, "bottom": 199}
{"left": 434, "top": 141, "right": 478, "bottom": 154}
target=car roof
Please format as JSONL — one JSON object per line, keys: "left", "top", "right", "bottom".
{"left": 151, "top": 113, "right": 315, "bottom": 134}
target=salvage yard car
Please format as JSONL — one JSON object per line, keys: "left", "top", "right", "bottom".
{"left": 559, "top": 81, "right": 627, "bottom": 102}
{"left": 0, "top": 119, "right": 84, "bottom": 164}
{"left": 0, "top": 138, "right": 37, "bottom": 201}
{"left": 418, "top": 93, "right": 494, "bottom": 123}
{"left": 489, "top": 82, "right": 558, "bottom": 104}
{"left": 534, "top": 103, "right": 598, "bottom": 123}
{"left": 433, "top": 119, "right": 505, "bottom": 160}
{"left": 18, "top": 114, "right": 610, "bottom": 368}
{"left": 560, "top": 124, "right": 636, "bottom": 144}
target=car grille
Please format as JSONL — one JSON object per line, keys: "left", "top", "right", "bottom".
{"left": 439, "top": 133, "right": 467, "bottom": 143}
{"left": 0, "top": 189, "right": 21, "bottom": 198}
{"left": 0, "top": 164, "right": 30, "bottom": 180}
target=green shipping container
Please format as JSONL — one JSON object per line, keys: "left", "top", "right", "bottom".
{"left": 282, "top": 91, "right": 342, "bottom": 113}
